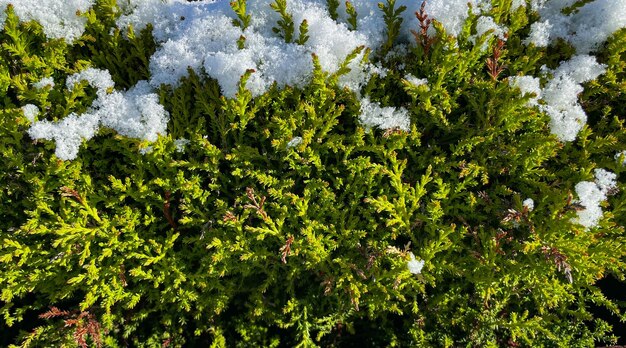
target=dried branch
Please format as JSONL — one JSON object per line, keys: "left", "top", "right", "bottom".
{"left": 411, "top": 1, "right": 436, "bottom": 55}
{"left": 223, "top": 211, "right": 237, "bottom": 222}
{"left": 280, "top": 235, "right": 294, "bottom": 263}
{"left": 60, "top": 186, "right": 83, "bottom": 204}
{"left": 244, "top": 187, "right": 268, "bottom": 220}
{"left": 486, "top": 36, "right": 508, "bottom": 81}
{"left": 163, "top": 191, "right": 177, "bottom": 230}
{"left": 541, "top": 246, "right": 573, "bottom": 283}
{"left": 39, "top": 307, "right": 103, "bottom": 348}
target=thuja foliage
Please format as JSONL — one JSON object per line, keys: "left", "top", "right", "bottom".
{"left": 1, "top": 0, "right": 626, "bottom": 347}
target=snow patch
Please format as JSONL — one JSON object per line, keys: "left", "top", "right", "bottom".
{"left": 28, "top": 68, "right": 168, "bottom": 160}
{"left": 359, "top": 97, "right": 410, "bottom": 132}
{"left": 572, "top": 168, "right": 618, "bottom": 229}
{"left": 33, "top": 77, "right": 55, "bottom": 89}
{"left": 0, "top": 0, "right": 95, "bottom": 43}
{"left": 21, "top": 104, "right": 39, "bottom": 122}
{"left": 527, "top": 0, "right": 626, "bottom": 53}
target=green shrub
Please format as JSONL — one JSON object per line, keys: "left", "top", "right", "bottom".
{"left": 1, "top": 0, "right": 626, "bottom": 347}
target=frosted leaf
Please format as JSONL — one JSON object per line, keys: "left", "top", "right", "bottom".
{"left": 21, "top": 104, "right": 39, "bottom": 122}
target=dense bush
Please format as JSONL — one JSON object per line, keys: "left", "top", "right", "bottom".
{"left": 1, "top": 0, "right": 626, "bottom": 346}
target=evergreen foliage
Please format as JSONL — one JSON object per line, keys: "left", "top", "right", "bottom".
{"left": 1, "top": 0, "right": 626, "bottom": 347}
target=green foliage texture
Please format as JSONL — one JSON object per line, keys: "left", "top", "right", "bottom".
{"left": 1, "top": 0, "right": 626, "bottom": 347}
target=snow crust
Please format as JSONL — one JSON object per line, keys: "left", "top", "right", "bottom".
{"left": 0, "top": 0, "right": 95, "bottom": 43}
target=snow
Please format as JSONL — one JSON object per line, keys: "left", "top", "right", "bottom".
{"left": 510, "top": 56, "right": 606, "bottom": 142}
{"left": 572, "top": 168, "right": 618, "bottom": 229}
{"left": 616, "top": 151, "right": 626, "bottom": 166}
{"left": 511, "top": 0, "right": 526, "bottom": 12}
{"left": 21, "top": 104, "right": 39, "bottom": 122}
{"left": 359, "top": 97, "right": 410, "bottom": 132}
{"left": 33, "top": 77, "right": 55, "bottom": 89}
{"left": 594, "top": 168, "right": 618, "bottom": 193}
{"left": 540, "top": 55, "right": 606, "bottom": 142}
{"left": 66, "top": 67, "right": 115, "bottom": 96}
{"left": 28, "top": 112, "right": 100, "bottom": 160}
{"left": 287, "top": 136, "right": 303, "bottom": 148}
{"left": 404, "top": 74, "right": 428, "bottom": 88}
{"left": 174, "top": 138, "right": 190, "bottom": 152}
{"left": 28, "top": 69, "right": 168, "bottom": 160}
{"left": 6, "top": 0, "right": 626, "bottom": 157}
{"left": 524, "top": 20, "right": 553, "bottom": 47}
{"left": 527, "top": 0, "right": 626, "bottom": 53}
{"left": 523, "top": 198, "right": 535, "bottom": 212}
{"left": 471, "top": 15, "right": 506, "bottom": 49}
{"left": 111, "top": 0, "right": 508, "bottom": 131}
{"left": 509, "top": 75, "right": 542, "bottom": 106}
{"left": 407, "top": 252, "right": 425, "bottom": 274}
{"left": 0, "top": 0, "right": 95, "bottom": 43}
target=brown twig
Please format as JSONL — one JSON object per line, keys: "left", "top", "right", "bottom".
{"left": 541, "top": 246, "right": 573, "bottom": 283}
{"left": 382, "top": 127, "right": 407, "bottom": 138}
{"left": 411, "top": 1, "right": 436, "bottom": 55}
{"left": 244, "top": 187, "right": 268, "bottom": 220}
{"left": 280, "top": 235, "right": 294, "bottom": 263}
{"left": 163, "top": 191, "right": 177, "bottom": 230}
{"left": 486, "top": 36, "right": 508, "bottom": 81}
{"left": 60, "top": 186, "right": 84, "bottom": 204}
{"left": 39, "top": 307, "right": 103, "bottom": 348}
{"left": 223, "top": 211, "right": 237, "bottom": 222}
